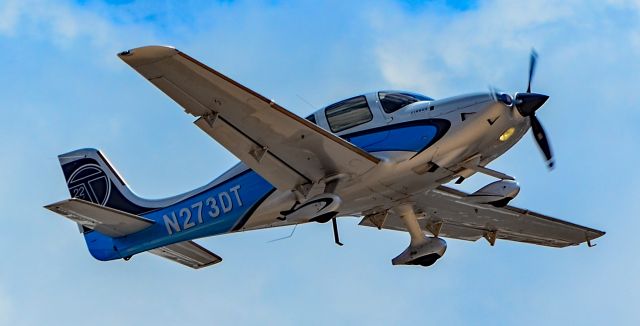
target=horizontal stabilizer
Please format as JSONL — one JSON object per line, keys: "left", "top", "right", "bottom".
{"left": 149, "top": 240, "right": 222, "bottom": 269}
{"left": 44, "top": 198, "right": 154, "bottom": 237}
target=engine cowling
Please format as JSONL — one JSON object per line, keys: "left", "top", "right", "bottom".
{"left": 392, "top": 236, "right": 447, "bottom": 267}
{"left": 466, "top": 180, "right": 520, "bottom": 207}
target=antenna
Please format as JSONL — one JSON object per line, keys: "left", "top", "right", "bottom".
{"left": 267, "top": 224, "right": 298, "bottom": 243}
{"left": 296, "top": 94, "right": 318, "bottom": 111}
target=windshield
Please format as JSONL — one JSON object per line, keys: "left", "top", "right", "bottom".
{"left": 378, "top": 91, "right": 433, "bottom": 113}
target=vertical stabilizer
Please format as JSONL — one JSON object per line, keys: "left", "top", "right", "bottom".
{"left": 58, "top": 148, "right": 153, "bottom": 215}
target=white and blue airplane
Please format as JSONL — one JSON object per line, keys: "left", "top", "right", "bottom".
{"left": 45, "top": 46, "right": 604, "bottom": 269}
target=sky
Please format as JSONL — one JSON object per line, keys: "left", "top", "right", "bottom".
{"left": 1, "top": 0, "right": 639, "bottom": 324}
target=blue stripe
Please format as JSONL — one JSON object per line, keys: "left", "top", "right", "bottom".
{"left": 84, "top": 170, "right": 275, "bottom": 261}
{"left": 344, "top": 119, "right": 450, "bottom": 153}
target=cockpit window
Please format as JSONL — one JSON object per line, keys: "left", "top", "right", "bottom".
{"left": 325, "top": 96, "right": 373, "bottom": 132}
{"left": 378, "top": 92, "right": 434, "bottom": 113}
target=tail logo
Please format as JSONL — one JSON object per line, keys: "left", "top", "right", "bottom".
{"left": 67, "top": 164, "right": 112, "bottom": 206}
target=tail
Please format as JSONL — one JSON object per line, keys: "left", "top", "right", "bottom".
{"left": 53, "top": 149, "right": 241, "bottom": 266}
{"left": 58, "top": 148, "right": 156, "bottom": 215}
{"left": 55, "top": 149, "right": 160, "bottom": 260}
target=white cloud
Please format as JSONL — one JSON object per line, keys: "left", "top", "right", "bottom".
{"left": 0, "top": 286, "right": 13, "bottom": 325}
{"left": 0, "top": 0, "right": 21, "bottom": 35}
{"left": 0, "top": 0, "right": 160, "bottom": 65}
{"left": 369, "top": 0, "right": 640, "bottom": 97}
{"left": 1, "top": 0, "right": 85, "bottom": 42}
{"left": 1, "top": 1, "right": 640, "bottom": 324}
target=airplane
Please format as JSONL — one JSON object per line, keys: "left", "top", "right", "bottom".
{"left": 45, "top": 46, "right": 604, "bottom": 269}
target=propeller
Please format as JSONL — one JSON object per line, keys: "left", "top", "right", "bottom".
{"left": 527, "top": 50, "right": 538, "bottom": 93}
{"left": 514, "top": 49, "right": 554, "bottom": 169}
{"left": 489, "top": 85, "right": 499, "bottom": 102}
{"left": 489, "top": 85, "right": 513, "bottom": 106}
{"left": 530, "top": 115, "right": 553, "bottom": 168}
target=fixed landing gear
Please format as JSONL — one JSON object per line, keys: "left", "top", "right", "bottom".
{"left": 279, "top": 177, "right": 347, "bottom": 247}
{"left": 391, "top": 203, "right": 447, "bottom": 267}
{"left": 278, "top": 193, "right": 344, "bottom": 246}
{"left": 332, "top": 217, "right": 343, "bottom": 246}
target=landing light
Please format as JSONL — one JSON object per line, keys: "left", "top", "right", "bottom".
{"left": 499, "top": 127, "right": 515, "bottom": 142}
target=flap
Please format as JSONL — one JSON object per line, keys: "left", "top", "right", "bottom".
{"left": 44, "top": 198, "right": 154, "bottom": 237}
{"left": 118, "top": 46, "right": 379, "bottom": 190}
{"left": 360, "top": 186, "right": 605, "bottom": 248}
{"left": 149, "top": 240, "right": 222, "bottom": 269}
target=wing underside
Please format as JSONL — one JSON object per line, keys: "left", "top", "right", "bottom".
{"left": 360, "top": 186, "right": 604, "bottom": 248}
{"left": 118, "top": 46, "right": 379, "bottom": 190}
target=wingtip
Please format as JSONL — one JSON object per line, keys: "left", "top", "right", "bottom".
{"left": 117, "top": 45, "right": 178, "bottom": 67}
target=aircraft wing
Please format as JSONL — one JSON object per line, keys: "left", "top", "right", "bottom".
{"left": 118, "top": 46, "right": 379, "bottom": 190}
{"left": 360, "top": 186, "right": 605, "bottom": 247}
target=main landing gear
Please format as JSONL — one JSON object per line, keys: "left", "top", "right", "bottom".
{"left": 391, "top": 203, "right": 447, "bottom": 267}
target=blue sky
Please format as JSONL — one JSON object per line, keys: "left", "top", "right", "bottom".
{"left": 1, "top": 0, "right": 639, "bottom": 324}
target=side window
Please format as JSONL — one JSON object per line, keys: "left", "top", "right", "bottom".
{"left": 324, "top": 96, "right": 373, "bottom": 132}
{"left": 378, "top": 92, "right": 432, "bottom": 114}
{"left": 305, "top": 114, "right": 317, "bottom": 124}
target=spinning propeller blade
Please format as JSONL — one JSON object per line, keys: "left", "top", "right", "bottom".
{"left": 489, "top": 85, "right": 499, "bottom": 101}
{"left": 527, "top": 49, "right": 538, "bottom": 93}
{"left": 530, "top": 115, "right": 554, "bottom": 168}
{"left": 514, "top": 49, "right": 554, "bottom": 170}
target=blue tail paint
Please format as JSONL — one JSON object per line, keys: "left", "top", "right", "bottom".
{"left": 58, "top": 148, "right": 275, "bottom": 261}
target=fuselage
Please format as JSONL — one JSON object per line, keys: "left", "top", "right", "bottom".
{"left": 85, "top": 90, "right": 531, "bottom": 261}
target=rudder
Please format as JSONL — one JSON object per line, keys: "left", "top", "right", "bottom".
{"left": 58, "top": 148, "right": 153, "bottom": 215}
